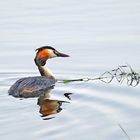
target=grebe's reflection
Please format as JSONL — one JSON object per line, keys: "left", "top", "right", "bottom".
{"left": 37, "top": 88, "right": 71, "bottom": 120}
{"left": 10, "top": 85, "right": 72, "bottom": 120}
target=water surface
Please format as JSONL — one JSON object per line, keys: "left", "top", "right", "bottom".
{"left": 0, "top": 0, "right": 140, "bottom": 140}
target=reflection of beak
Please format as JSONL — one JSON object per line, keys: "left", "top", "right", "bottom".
{"left": 56, "top": 51, "right": 70, "bottom": 57}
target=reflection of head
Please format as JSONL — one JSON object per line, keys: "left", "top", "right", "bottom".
{"left": 36, "top": 88, "right": 71, "bottom": 119}
{"left": 31, "top": 87, "right": 72, "bottom": 120}
{"left": 38, "top": 98, "right": 65, "bottom": 117}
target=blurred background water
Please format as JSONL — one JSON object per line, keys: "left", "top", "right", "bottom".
{"left": 0, "top": 0, "right": 140, "bottom": 140}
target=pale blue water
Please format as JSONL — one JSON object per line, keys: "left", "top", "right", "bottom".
{"left": 0, "top": 0, "right": 140, "bottom": 140}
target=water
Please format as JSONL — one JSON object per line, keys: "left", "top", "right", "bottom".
{"left": 0, "top": 0, "right": 140, "bottom": 140}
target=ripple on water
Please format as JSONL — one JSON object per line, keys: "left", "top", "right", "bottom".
{"left": 0, "top": 73, "right": 140, "bottom": 140}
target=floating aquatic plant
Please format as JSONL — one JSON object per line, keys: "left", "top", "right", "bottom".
{"left": 62, "top": 65, "right": 140, "bottom": 87}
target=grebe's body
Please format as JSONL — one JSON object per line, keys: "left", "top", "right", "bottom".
{"left": 8, "top": 46, "right": 69, "bottom": 98}
{"left": 8, "top": 76, "right": 55, "bottom": 98}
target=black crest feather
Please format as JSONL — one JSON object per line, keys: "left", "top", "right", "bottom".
{"left": 35, "top": 46, "right": 55, "bottom": 52}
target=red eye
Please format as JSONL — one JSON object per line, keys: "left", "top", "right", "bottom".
{"left": 54, "top": 50, "right": 58, "bottom": 56}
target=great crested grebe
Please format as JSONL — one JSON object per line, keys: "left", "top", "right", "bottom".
{"left": 8, "top": 46, "right": 69, "bottom": 97}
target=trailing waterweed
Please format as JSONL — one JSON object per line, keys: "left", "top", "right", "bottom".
{"left": 62, "top": 65, "right": 140, "bottom": 87}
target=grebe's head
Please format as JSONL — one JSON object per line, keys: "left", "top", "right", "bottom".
{"left": 35, "top": 46, "right": 69, "bottom": 66}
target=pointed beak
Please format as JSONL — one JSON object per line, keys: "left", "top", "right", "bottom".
{"left": 56, "top": 51, "right": 70, "bottom": 57}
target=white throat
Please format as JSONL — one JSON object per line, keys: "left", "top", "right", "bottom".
{"left": 38, "top": 65, "right": 55, "bottom": 79}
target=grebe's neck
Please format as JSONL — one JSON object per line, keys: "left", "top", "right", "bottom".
{"left": 37, "top": 65, "right": 55, "bottom": 79}
{"left": 34, "top": 56, "right": 55, "bottom": 79}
